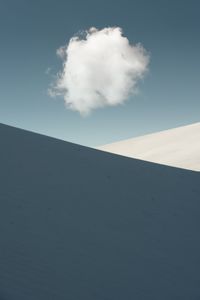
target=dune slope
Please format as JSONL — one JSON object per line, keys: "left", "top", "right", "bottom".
{"left": 0, "top": 123, "right": 200, "bottom": 300}
{"left": 98, "top": 122, "right": 200, "bottom": 171}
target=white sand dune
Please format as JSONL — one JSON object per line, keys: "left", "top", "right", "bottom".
{"left": 0, "top": 123, "right": 200, "bottom": 299}
{"left": 98, "top": 122, "right": 200, "bottom": 171}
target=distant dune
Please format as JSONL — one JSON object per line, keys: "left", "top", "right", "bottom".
{"left": 0, "top": 123, "right": 200, "bottom": 299}
{"left": 98, "top": 122, "right": 200, "bottom": 171}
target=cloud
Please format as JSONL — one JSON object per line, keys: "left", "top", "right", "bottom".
{"left": 50, "top": 27, "right": 149, "bottom": 115}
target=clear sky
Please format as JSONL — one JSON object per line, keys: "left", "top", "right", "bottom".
{"left": 0, "top": 0, "right": 199, "bottom": 146}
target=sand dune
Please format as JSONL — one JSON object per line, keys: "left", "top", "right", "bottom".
{"left": 98, "top": 122, "right": 200, "bottom": 171}
{"left": 0, "top": 123, "right": 200, "bottom": 299}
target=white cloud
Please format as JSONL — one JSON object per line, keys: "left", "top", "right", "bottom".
{"left": 50, "top": 27, "right": 149, "bottom": 116}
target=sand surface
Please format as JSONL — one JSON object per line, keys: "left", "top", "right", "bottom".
{"left": 0, "top": 123, "right": 200, "bottom": 299}
{"left": 98, "top": 123, "right": 200, "bottom": 171}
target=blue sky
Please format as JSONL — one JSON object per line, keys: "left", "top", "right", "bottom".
{"left": 0, "top": 0, "right": 199, "bottom": 146}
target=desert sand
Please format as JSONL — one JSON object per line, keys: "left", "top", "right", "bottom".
{"left": 98, "top": 122, "right": 200, "bottom": 171}
{"left": 0, "top": 123, "right": 200, "bottom": 299}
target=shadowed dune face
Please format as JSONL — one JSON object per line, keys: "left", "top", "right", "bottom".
{"left": 0, "top": 123, "right": 200, "bottom": 300}
{"left": 98, "top": 122, "right": 200, "bottom": 171}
